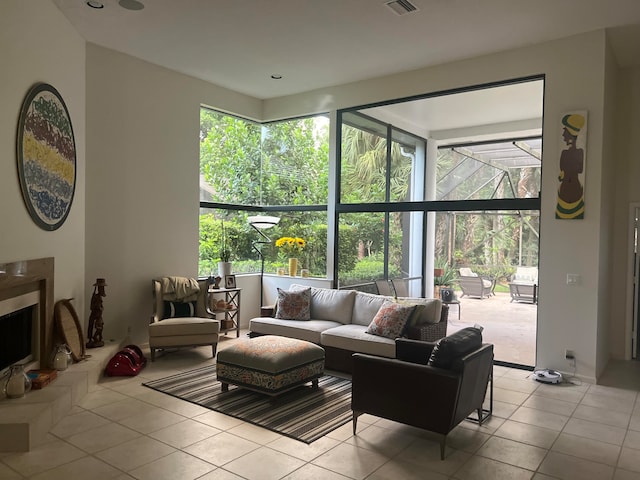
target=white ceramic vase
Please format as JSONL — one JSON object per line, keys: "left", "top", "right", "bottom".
{"left": 218, "top": 261, "right": 232, "bottom": 279}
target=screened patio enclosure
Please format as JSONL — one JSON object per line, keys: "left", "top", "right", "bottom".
{"left": 337, "top": 106, "right": 541, "bottom": 366}
{"left": 336, "top": 107, "right": 542, "bottom": 297}
{"left": 433, "top": 138, "right": 541, "bottom": 278}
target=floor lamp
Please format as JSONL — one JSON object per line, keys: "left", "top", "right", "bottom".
{"left": 248, "top": 215, "right": 280, "bottom": 308}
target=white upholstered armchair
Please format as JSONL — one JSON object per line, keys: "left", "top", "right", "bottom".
{"left": 149, "top": 277, "right": 220, "bottom": 361}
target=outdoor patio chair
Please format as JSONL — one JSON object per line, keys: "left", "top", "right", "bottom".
{"left": 458, "top": 275, "right": 493, "bottom": 299}
{"left": 458, "top": 268, "right": 495, "bottom": 295}
{"left": 391, "top": 278, "right": 410, "bottom": 297}
{"left": 509, "top": 267, "right": 538, "bottom": 303}
{"left": 375, "top": 279, "right": 394, "bottom": 296}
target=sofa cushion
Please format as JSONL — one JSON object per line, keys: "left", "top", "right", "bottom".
{"left": 427, "top": 327, "right": 483, "bottom": 369}
{"left": 291, "top": 284, "right": 356, "bottom": 324}
{"left": 365, "top": 301, "right": 415, "bottom": 339}
{"left": 352, "top": 291, "right": 393, "bottom": 326}
{"left": 404, "top": 303, "right": 426, "bottom": 331}
{"left": 249, "top": 318, "right": 340, "bottom": 344}
{"left": 275, "top": 287, "right": 311, "bottom": 320}
{"left": 398, "top": 297, "right": 443, "bottom": 325}
{"left": 163, "top": 301, "right": 197, "bottom": 319}
{"left": 321, "top": 324, "right": 396, "bottom": 358}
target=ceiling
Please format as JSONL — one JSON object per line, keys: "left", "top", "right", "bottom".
{"left": 53, "top": 0, "right": 640, "bottom": 101}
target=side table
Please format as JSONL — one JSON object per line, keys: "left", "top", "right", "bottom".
{"left": 207, "top": 287, "right": 241, "bottom": 337}
{"left": 442, "top": 299, "right": 461, "bottom": 320}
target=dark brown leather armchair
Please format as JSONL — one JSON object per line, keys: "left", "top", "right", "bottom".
{"left": 351, "top": 332, "right": 493, "bottom": 460}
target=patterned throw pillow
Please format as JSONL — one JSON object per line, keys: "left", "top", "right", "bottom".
{"left": 163, "top": 300, "right": 197, "bottom": 319}
{"left": 366, "top": 301, "right": 416, "bottom": 339}
{"left": 275, "top": 287, "right": 311, "bottom": 320}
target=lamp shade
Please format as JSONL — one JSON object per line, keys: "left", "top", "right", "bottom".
{"left": 248, "top": 215, "right": 280, "bottom": 229}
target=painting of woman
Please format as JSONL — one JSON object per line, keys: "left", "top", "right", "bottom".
{"left": 556, "top": 113, "right": 587, "bottom": 219}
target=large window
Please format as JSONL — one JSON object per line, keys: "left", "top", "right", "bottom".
{"left": 340, "top": 112, "right": 422, "bottom": 204}
{"left": 199, "top": 81, "right": 542, "bottom": 297}
{"left": 337, "top": 112, "right": 425, "bottom": 291}
{"left": 199, "top": 109, "right": 329, "bottom": 277}
{"left": 336, "top": 110, "right": 541, "bottom": 296}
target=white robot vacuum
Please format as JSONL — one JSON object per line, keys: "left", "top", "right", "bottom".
{"left": 533, "top": 369, "right": 563, "bottom": 384}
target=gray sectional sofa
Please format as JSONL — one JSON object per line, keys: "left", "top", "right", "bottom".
{"left": 249, "top": 284, "right": 449, "bottom": 372}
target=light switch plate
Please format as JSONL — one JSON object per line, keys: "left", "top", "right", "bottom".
{"left": 567, "top": 274, "right": 580, "bottom": 285}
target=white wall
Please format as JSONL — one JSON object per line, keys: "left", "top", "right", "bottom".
{"left": 0, "top": 2, "right": 86, "bottom": 323}
{"left": 85, "top": 44, "right": 262, "bottom": 342}
{"left": 613, "top": 64, "right": 640, "bottom": 360}
{"left": 595, "top": 40, "right": 619, "bottom": 375}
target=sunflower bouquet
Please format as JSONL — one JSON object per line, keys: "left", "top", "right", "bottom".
{"left": 275, "top": 236, "right": 306, "bottom": 257}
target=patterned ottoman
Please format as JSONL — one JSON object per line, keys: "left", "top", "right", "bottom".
{"left": 216, "top": 335, "right": 325, "bottom": 395}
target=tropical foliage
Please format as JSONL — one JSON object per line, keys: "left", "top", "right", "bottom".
{"left": 198, "top": 108, "right": 541, "bottom": 287}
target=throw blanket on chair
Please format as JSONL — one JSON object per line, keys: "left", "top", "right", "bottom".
{"left": 160, "top": 276, "right": 200, "bottom": 302}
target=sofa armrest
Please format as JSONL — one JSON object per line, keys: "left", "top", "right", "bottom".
{"left": 405, "top": 303, "right": 448, "bottom": 342}
{"left": 260, "top": 305, "right": 276, "bottom": 317}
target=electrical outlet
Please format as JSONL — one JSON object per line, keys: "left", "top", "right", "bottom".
{"left": 565, "top": 349, "right": 576, "bottom": 368}
{"left": 566, "top": 274, "right": 580, "bottom": 285}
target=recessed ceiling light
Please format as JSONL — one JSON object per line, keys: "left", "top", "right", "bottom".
{"left": 86, "top": 1, "right": 104, "bottom": 8}
{"left": 271, "top": 74, "right": 283, "bottom": 80}
{"left": 118, "top": 0, "right": 145, "bottom": 10}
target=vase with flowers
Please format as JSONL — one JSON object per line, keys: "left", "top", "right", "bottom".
{"left": 275, "top": 236, "right": 306, "bottom": 276}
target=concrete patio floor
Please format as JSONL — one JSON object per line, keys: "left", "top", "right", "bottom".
{"left": 445, "top": 291, "right": 537, "bottom": 367}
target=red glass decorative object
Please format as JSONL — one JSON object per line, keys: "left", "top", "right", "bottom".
{"left": 104, "top": 344, "right": 147, "bottom": 376}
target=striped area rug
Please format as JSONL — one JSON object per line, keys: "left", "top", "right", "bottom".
{"left": 142, "top": 365, "right": 352, "bottom": 443}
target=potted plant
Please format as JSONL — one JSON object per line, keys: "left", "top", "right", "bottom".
{"left": 218, "top": 220, "right": 232, "bottom": 278}
{"left": 434, "top": 264, "right": 456, "bottom": 299}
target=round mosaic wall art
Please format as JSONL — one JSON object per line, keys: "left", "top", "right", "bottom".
{"left": 16, "top": 83, "right": 76, "bottom": 231}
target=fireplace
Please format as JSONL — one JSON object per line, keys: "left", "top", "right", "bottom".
{"left": 0, "top": 297, "right": 38, "bottom": 373}
{"left": 0, "top": 258, "right": 54, "bottom": 373}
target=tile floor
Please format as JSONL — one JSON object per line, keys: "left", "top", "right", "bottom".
{"left": 2, "top": 332, "right": 640, "bottom": 480}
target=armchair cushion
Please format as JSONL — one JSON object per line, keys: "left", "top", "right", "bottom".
{"left": 365, "top": 301, "right": 415, "bottom": 339}
{"left": 427, "top": 327, "right": 483, "bottom": 369}
{"left": 149, "top": 317, "right": 220, "bottom": 337}
{"left": 275, "top": 287, "right": 311, "bottom": 320}
{"left": 163, "top": 300, "right": 197, "bottom": 319}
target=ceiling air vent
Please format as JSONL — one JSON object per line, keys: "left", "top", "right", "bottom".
{"left": 385, "top": 0, "right": 419, "bottom": 16}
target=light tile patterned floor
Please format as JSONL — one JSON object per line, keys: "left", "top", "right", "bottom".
{"left": 3, "top": 332, "right": 640, "bottom": 480}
